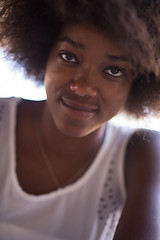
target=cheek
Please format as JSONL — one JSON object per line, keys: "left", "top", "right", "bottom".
{"left": 44, "top": 69, "right": 69, "bottom": 95}
{"left": 44, "top": 57, "right": 77, "bottom": 92}
{"left": 101, "top": 84, "right": 131, "bottom": 115}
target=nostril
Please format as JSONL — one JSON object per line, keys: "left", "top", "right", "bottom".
{"left": 69, "top": 81, "right": 97, "bottom": 97}
{"left": 69, "top": 81, "right": 77, "bottom": 93}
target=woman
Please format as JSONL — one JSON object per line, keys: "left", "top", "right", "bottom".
{"left": 0, "top": 0, "right": 160, "bottom": 239}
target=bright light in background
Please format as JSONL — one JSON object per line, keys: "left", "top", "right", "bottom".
{"left": 111, "top": 113, "right": 160, "bottom": 131}
{"left": 0, "top": 48, "right": 160, "bottom": 131}
{"left": 0, "top": 48, "right": 46, "bottom": 100}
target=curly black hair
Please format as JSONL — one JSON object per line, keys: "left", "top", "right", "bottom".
{"left": 0, "top": 0, "right": 160, "bottom": 117}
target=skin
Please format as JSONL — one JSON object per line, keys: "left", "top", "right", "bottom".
{"left": 114, "top": 130, "right": 160, "bottom": 240}
{"left": 44, "top": 23, "right": 132, "bottom": 138}
{"left": 15, "top": 22, "right": 160, "bottom": 239}
{"left": 16, "top": 22, "right": 132, "bottom": 193}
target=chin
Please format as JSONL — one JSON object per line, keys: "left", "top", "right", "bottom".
{"left": 58, "top": 125, "right": 91, "bottom": 138}
{"left": 55, "top": 119, "right": 99, "bottom": 138}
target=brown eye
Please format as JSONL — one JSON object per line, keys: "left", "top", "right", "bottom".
{"left": 59, "top": 52, "right": 78, "bottom": 63}
{"left": 104, "top": 67, "right": 125, "bottom": 77}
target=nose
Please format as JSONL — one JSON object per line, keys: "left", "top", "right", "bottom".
{"left": 69, "top": 68, "right": 97, "bottom": 97}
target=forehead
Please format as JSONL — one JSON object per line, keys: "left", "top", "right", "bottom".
{"left": 56, "top": 22, "right": 128, "bottom": 57}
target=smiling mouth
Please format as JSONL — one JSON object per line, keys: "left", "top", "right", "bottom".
{"left": 60, "top": 97, "right": 98, "bottom": 119}
{"left": 61, "top": 97, "right": 98, "bottom": 112}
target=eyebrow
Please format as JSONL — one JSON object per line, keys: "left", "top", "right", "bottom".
{"left": 57, "top": 37, "right": 84, "bottom": 49}
{"left": 106, "top": 54, "right": 128, "bottom": 62}
{"left": 57, "top": 37, "right": 128, "bottom": 62}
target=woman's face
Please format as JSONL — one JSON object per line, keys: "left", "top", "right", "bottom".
{"left": 44, "top": 23, "right": 133, "bottom": 137}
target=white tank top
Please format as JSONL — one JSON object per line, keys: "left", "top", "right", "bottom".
{"left": 0, "top": 98, "right": 134, "bottom": 240}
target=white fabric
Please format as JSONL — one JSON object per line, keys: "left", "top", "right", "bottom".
{"left": 0, "top": 98, "right": 134, "bottom": 240}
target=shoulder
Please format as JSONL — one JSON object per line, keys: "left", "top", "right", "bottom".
{"left": 0, "top": 97, "right": 21, "bottom": 125}
{"left": 0, "top": 97, "right": 20, "bottom": 110}
{"left": 17, "top": 98, "right": 45, "bottom": 122}
{"left": 113, "top": 128, "right": 160, "bottom": 239}
{"left": 114, "top": 128, "right": 160, "bottom": 239}
{"left": 125, "top": 128, "right": 160, "bottom": 194}
{"left": 16, "top": 98, "right": 45, "bottom": 136}
{"left": 17, "top": 98, "right": 45, "bottom": 113}
{"left": 124, "top": 128, "right": 160, "bottom": 198}
{"left": 0, "top": 98, "right": 45, "bottom": 125}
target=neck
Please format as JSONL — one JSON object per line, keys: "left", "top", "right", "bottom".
{"left": 38, "top": 101, "right": 106, "bottom": 162}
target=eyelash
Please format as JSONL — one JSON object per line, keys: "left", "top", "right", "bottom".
{"left": 58, "top": 51, "right": 126, "bottom": 78}
{"left": 58, "top": 51, "right": 79, "bottom": 64}
{"left": 103, "top": 67, "right": 126, "bottom": 78}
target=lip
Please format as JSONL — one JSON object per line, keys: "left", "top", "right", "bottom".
{"left": 60, "top": 97, "right": 98, "bottom": 119}
{"left": 62, "top": 97, "right": 98, "bottom": 112}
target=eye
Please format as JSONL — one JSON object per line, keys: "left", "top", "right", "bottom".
{"left": 59, "top": 51, "right": 78, "bottom": 63}
{"left": 104, "top": 67, "right": 125, "bottom": 77}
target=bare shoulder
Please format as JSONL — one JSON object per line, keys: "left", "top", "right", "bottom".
{"left": 125, "top": 128, "right": 160, "bottom": 193}
{"left": 113, "top": 128, "right": 160, "bottom": 240}
{"left": 17, "top": 98, "right": 45, "bottom": 118}
{"left": 16, "top": 99, "right": 45, "bottom": 144}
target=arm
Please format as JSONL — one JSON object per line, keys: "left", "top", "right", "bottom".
{"left": 113, "top": 130, "right": 160, "bottom": 240}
